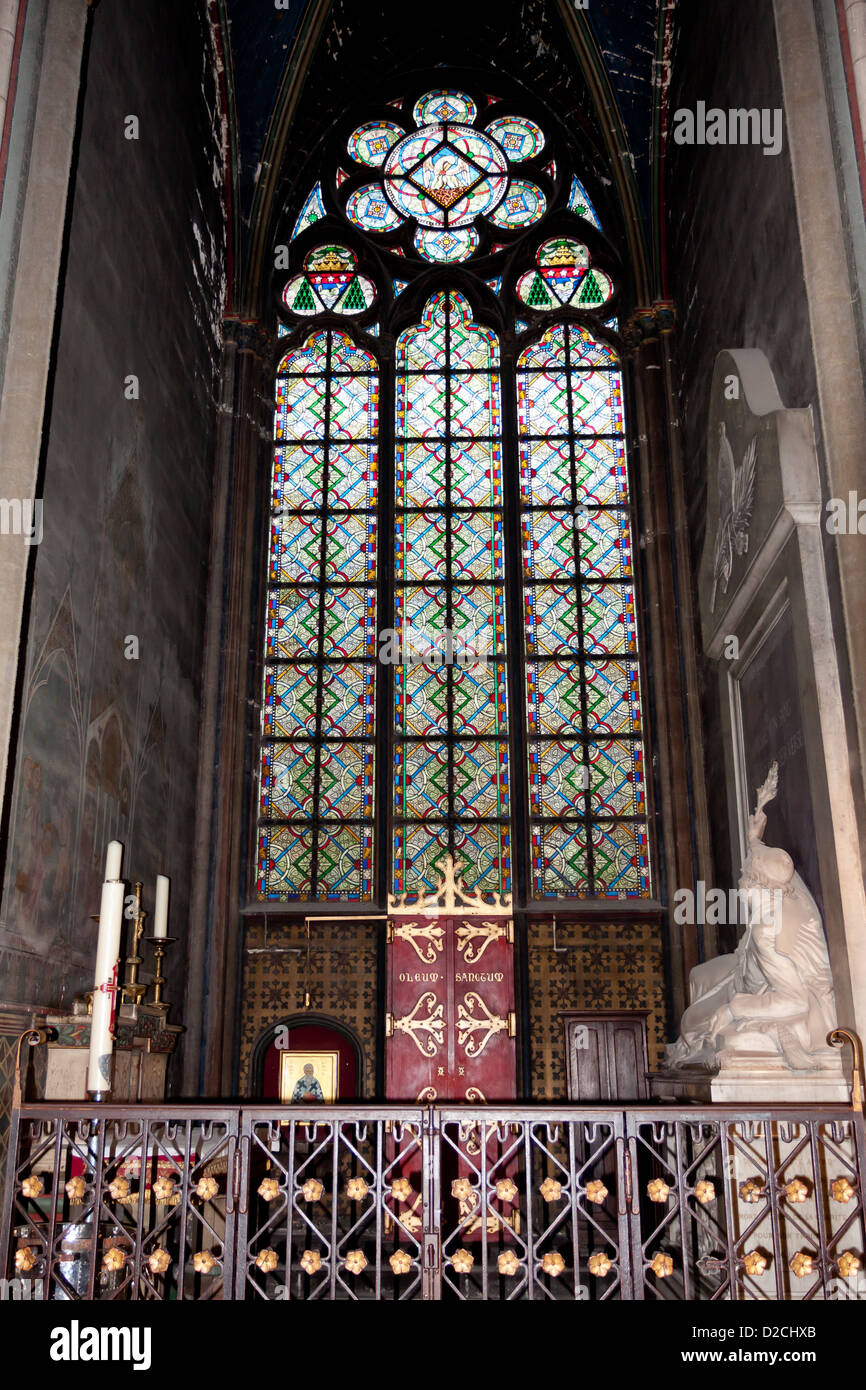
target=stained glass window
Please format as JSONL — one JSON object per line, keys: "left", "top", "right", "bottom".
{"left": 568, "top": 175, "right": 602, "bottom": 229}
{"left": 518, "top": 323, "right": 649, "bottom": 897}
{"left": 291, "top": 182, "right": 326, "bottom": 240}
{"left": 260, "top": 87, "right": 651, "bottom": 905}
{"left": 258, "top": 330, "right": 379, "bottom": 900}
{"left": 516, "top": 237, "right": 613, "bottom": 311}
{"left": 340, "top": 88, "right": 548, "bottom": 265}
{"left": 392, "top": 292, "right": 510, "bottom": 900}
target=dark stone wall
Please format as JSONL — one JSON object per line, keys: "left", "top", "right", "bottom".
{"left": 0, "top": 1, "right": 225, "bottom": 1037}
{"left": 666, "top": 0, "right": 821, "bottom": 896}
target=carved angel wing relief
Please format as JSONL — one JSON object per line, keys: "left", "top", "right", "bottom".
{"left": 710, "top": 425, "right": 757, "bottom": 612}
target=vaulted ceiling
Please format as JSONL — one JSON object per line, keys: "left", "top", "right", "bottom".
{"left": 216, "top": 0, "right": 671, "bottom": 312}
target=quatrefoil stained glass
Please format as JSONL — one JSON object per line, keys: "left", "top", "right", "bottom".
{"left": 345, "top": 90, "right": 547, "bottom": 262}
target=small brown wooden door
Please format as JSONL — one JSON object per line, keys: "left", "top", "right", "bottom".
{"left": 561, "top": 1010, "right": 650, "bottom": 1102}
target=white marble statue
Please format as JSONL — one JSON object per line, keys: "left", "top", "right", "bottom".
{"left": 666, "top": 764, "right": 841, "bottom": 1074}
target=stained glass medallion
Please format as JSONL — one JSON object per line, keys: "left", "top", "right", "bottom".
{"left": 489, "top": 181, "right": 546, "bottom": 229}
{"left": 346, "top": 185, "right": 404, "bottom": 233}
{"left": 282, "top": 245, "right": 376, "bottom": 317}
{"left": 516, "top": 238, "right": 614, "bottom": 311}
{"left": 383, "top": 125, "right": 508, "bottom": 229}
{"left": 412, "top": 89, "right": 477, "bottom": 126}
{"left": 485, "top": 115, "right": 545, "bottom": 161}
{"left": 414, "top": 226, "right": 479, "bottom": 263}
{"left": 346, "top": 120, "right": 404, "bottom": 167}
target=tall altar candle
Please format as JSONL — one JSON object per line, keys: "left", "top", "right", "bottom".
{"left": 104, "top": 840, "right": 123, "bottom": 882}
{"left": 153, "top": 875, "right": 170, "bottom": 938}
{"left": 86, "top": 879, "right": 125, "bottom": 1097}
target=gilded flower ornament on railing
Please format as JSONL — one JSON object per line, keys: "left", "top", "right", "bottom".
{"left": 495, "top": 1178, "right": 518, "bottom": 1205}
{"left": 540, "top": 1177, "right": 562, "bottom": 1203}
{"left": 649, "top": 1252, "right": 673, "bottom": 1279}
{"left": 785, "top": 1178, "right": 809, "bottom": 1204}
{"left": 647, "top": 1178, "right": 670, "bottom": 1204}
{"left": 832, "top": 1177, "right": 856, "bottom": 1203}
{"left": 742, "top": 1250, "right": 768, "bottom": 1276}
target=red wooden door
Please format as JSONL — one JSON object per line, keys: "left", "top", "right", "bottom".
{"left": 386, "top": 915, "right": 516, "bottom": 1102}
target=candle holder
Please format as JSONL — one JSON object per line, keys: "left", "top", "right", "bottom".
{"left": 120, "top": 882, "right": 147, "bottom": 1007}
{"left": 146, "top": 935, "right": 176, "bottom": 1009}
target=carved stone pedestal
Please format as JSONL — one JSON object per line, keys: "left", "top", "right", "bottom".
{"left": 41, "top": 1004, "right": 182, "bottom": 1101}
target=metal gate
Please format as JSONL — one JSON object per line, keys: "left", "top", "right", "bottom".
{"left": 3, "top": 1102, "right": 865, "bottom": 1300}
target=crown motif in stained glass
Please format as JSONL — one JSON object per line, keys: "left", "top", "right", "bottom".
{"left": 282, "top": 245, "right": 376, "bottom": 317}
{"left": 516, "top": 237, "right": 614, "bottom": 311}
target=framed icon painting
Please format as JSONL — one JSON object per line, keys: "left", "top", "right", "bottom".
{"left": 279, "top": 1050, "right": 339, "bottom": 1105}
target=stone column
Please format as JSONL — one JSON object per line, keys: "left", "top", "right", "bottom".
{"left": 0, "top": 1, "right": 24, "bottom": 150}
{"left": 843, "top": 0, "right": 866, "bottom": 143}
{"left": 0, "top": 0, "right": 90, "bottom": 835}
{"left": 626, "top": 304, "right": 707, "bottom": 1020}
{"left": 774, "top": 0, "right": 866, "bottom": 820}
{"left": 183, "top": 319, "right": 271, "bottom": 1097}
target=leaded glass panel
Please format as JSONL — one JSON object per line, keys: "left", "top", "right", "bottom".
{"left": 518, "top": 322, "right": 650, "bottom": 898}
{"left": 258, "top": 329, "right": 379, "bottom": 900}
{"left": 392, "top": 291, "right": 510, "bottom": 900}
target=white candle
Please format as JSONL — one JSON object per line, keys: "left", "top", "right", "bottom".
{"left": 104, "top": 840, "right": 123, "bottom": 882}
{"left": 153, "top": 875, "right": 170, "bottom": 938}
{"left": 86, "top": 879, "right": 125, "bottom": 1096}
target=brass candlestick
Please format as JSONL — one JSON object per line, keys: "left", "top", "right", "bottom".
{"left": 146, "top": 935, "right": 176, "bottom": 1009}
{"left": 120, "top": 881, "right": 147, "bottom": 1007}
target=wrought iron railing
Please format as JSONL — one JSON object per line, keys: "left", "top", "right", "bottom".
{"left": 2, "top": 1102, "right": 865, "bottom": 1300}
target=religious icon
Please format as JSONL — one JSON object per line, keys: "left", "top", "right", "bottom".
{"left": 279, "top": 1050, "right": 338, "bottom": 1105}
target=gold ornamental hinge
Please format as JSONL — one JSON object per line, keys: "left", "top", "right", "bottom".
{"left": 507, "top": 1011, "right": 517, "bottom": 1039}
{"left": 385, "top": 1012, "right": 395, "bottom": 1038}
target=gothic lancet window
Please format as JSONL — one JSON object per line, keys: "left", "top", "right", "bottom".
{"left": 256, "top": 87, "right": 651, "bottom": 904}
